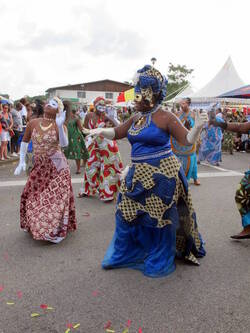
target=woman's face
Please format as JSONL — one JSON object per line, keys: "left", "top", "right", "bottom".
{"left": 134, "top": 94, "right": 155, "bottom": 113}
{"left": 44, "top": 104, "right": 58, "bottom": 117}
{"left": 2, "top": 105, "right": 9, "bottom": 113}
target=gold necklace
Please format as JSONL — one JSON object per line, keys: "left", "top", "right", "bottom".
{"left": 40, "top": 120, "right": 53, "bottom": 132}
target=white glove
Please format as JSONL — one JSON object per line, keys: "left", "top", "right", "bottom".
{"left": 56, "top": 111, "right": 68, "bottom": 147}
{"left": 56, "top": 110, "right": 66, "bottom": 127}
{"left": 121, "top": 165, "right": 130, "bottom": 180}
{"left": 14, "top": 142, "right": 28, "bottom": 175}
{"left": 186, "top": 110, "right": 208, "bottom": 145}
{"left": 84, "top": 127, "right": 115, "bottom": 140}
{"left": 53, "top": 96, "right": 64, "bottom": 113}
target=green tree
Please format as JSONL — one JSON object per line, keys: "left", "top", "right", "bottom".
{"left": 166, "top": 63, "right": 194, "bottom": 100}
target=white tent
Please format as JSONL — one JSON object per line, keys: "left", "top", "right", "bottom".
{"left": 191, "top": 57, "right": 244, "bottom": 100}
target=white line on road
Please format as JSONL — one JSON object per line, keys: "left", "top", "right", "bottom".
{"left": 0, "top": 170, "right": 243, "bottom": 188}
{"left": 199, "top": 162, "right": 230, "bottom": 172}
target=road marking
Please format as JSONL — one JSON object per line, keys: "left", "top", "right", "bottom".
{"left": 0, "top": 170, "right": 243, "bottom": 188}
{"left": 199, "top": 162, "right": 230, "bottom": 172}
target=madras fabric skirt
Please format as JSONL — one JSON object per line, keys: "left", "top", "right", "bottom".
{"left": 235, "top": 170, "right": 250, "bottom": 228}
{"left": 81, "top": 139, "right": 123, "bottom": 201}
{"left": 20, "top": 151, "right": 77, "bottom": 243}
{"left": 102, "top": 154, "right": 205, "bottom": 278}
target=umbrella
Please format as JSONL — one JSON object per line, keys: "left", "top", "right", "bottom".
{"left": 217, "top": 84, "right": 250, "bottom": 99}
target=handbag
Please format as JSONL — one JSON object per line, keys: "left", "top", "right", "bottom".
{"left": 8, "top": 129, "right": 15, "bottom": 137}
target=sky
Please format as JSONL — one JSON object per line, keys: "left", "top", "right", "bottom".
{"left": 0, "top": 0, "right": 249, "bottom": 99}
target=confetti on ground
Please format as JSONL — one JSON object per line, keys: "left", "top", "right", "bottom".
{"left": 73, "top": 323, "right": 80, "bottom": 329}
{"left": 106, "top": 330, "right": 115, "bottom": 333}
{"left": 92, "top": 290, "right": 100, "bottom": 297}
{"left": 82, "top": 212, "right": 90, "bottom": 217}
{"left": 127, "top": 320, "right": 131, "bottom": 327}
{"left": 17, "top": 291, "right": 23, "bottom": 299}
{"left": 0, "top": 285, "right": 4, "bottom": 292}
{"left": 65, "top": 329, "right": 71, "bottom": 333}
{"left": 6, "top": 302, "right": 15, "bottom": 305}
{"left": 66, "top": 323, "right": 73, "bottom": 329}
{"left": 138, "top": 328, "right": 142, "bottom": 333}
{"left": 46, "top": 307, "right": 54, "bottom": 310}
{"left": 104, "top": 321, "right": 112, "bottom": 329}
{"left": 3, "top": 253, "right": 8, "bottom": 261}
{"left": 122, "top": 329, "right": 128, "bottom": 333}
{"left": 31, "top": 313, "right": 40, "bottom": 317}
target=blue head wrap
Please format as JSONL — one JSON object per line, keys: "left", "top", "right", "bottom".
{"left": 134, "top": 65, "right": 168, "bottom": 105}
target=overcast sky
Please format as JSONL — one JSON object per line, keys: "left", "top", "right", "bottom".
{"left": 1, "top": 0, "right": 249, "bottom": 99}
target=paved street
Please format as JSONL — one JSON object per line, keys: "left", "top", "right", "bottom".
{"left": 0, "top": 140, "right": 249, "bottom": 333}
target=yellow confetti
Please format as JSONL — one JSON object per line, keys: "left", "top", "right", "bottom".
{"left": 122, "top": 329, "right": 129, "bottom": 333}
{"left": 6, "top": 302, "right": 15, "bottom": 305}
{"left": 65, "top": 329, "right": 71, "bottom": 333}
{"left": 31, "top": 313, "right": 40, "bottom": 317}
{"left": 106, "top": 330, "right": 115, "bottom": 333}
{"left": 46, "top": 307, "right": 54, "bottom": 310}
{"left": 73, "top": 323, "right": 80, "bottom": 329}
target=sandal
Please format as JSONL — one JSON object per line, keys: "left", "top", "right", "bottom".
{"left": 77, "top": 193, "right": 87, "bottom": 198}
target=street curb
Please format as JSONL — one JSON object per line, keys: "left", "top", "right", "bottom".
{"left": 0, "top": 157, "right": 19, "bottom": 166}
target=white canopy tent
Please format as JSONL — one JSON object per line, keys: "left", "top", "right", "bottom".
{"left": 191, "top": 57, "right": 244, "bottom": 101}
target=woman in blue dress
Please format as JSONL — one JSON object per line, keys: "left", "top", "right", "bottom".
{"left": 171, "top": 99, "right": 200, "bottom": 185}
{"left": 199, "top": 109, "right": 224, "bottom": 166}
{"left": 85, "top": 65, "right": 208, "bottom": 277}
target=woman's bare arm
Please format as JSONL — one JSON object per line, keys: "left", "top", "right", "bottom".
{"left": 114, "top": 115, "right": 138, "bottom": 140}
{"left": 22, "top": 119, "right": 38, "bottom": 142}
{"left": 226, "top": 122, "right": 250, "bottom": 134}
{"left": 154, "top": 111, "right": 190, "bottom": 145}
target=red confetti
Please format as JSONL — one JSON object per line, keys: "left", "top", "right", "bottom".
{"left": 0, "top": 285, "right": 4, "bottom": 292}
{"left": 4, "top": 253, "right": 8, "bottom": 261}
{"left": 40, "top": 304, "right": 48, "bottom": 309}
{"left": 82, "top": 212, "right": 90, "bottom": 217}
{"left": 92, "top": 290, "right": 100, "bottom": 297}
{"left": 138, "top": 328, "right": 142, "bottom": 333}
{"left": 104, "top": 321, "right": 112, "bottom": 329}
{"left": 127, "top": 320, "right": 131, "bottom": 327}
{"left": 66, "top": 323, "right": 73, "bottom": 328}
{"left": 17, "top": 291, "right": 23, "bottom": 299}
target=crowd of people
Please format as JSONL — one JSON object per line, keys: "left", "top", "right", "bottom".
{"left": 0, "top": 65, "right": 249, "bottom": 278}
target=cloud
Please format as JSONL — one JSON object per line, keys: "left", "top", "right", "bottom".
{"left": 82, "top": 5, "right": 146, "bottom": 59}
{"left": 25, "top": 30, "right": 79, "bottom": 50}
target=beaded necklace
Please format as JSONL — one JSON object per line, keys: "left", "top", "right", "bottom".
{"left": 129, "top": 104, "right": 160, "bottom": 136}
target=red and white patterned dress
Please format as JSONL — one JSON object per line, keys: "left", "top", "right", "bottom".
{"left": 80, "top": 118, "right": 123, "bottom": 201}
{"left": 20, "top": 126, "right": 77, "bottom": 243}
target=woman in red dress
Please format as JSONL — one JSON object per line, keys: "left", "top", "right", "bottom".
{"left": 14, "top": 97, "right": 77, "bottom": 243}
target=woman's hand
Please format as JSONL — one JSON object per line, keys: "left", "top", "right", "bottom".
{"left": 85, "top": 127, "right": 115, "bottom": 140}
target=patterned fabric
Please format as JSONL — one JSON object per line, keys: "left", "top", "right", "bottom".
{"left": 235, "top": 170, "right": 250, "bottom": 228}
{"left": 102, "top": 116, "right": 205, "bottom": 277}
{"left": 171, "top": 111, "right": 198, "bottom": 181}
{"left": 222, "top": 131, "right": 234, "bottom": 154}
{"left": 20, "top": 127, "right": 76, "bottom": 243}
{"left": 199, "top": 116, "right": 224, "bottom": 165}
{"left": 80, "top": 118, "right": 123, "bottom": 201}
{"left": 134, "top": 65, "right": 167, "bottom": 104}
{"left": 64, "top": 119, "right": 88, "bottom": 160}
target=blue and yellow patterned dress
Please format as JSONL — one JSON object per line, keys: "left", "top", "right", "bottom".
{"left": 171, "top": 111, "right": 198, "bottom": 181}
{"left": 102, "top": 113, "right": 206, "bottom": 277}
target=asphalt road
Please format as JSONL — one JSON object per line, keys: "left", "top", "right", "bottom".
{"left": 0, "top": 141, "right": 249, "bottom": 333}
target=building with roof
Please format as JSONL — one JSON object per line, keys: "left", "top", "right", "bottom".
{"left": 46, "top": 79, "right": 132, "bottom": 105}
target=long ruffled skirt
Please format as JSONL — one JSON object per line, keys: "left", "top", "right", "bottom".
{"left": 102, "top": 155, "right": 205, "bottom": 278}
{"left": 20, "top": 151, "right": 77, "bottom": 243}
